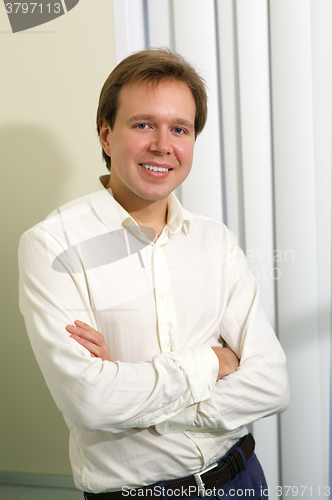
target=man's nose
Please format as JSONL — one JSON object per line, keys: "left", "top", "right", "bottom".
{"left": 149, "top": 129, "right": 172, "bottom": 154}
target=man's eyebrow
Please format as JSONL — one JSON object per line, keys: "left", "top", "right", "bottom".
{"left": 174, "top": 119, "right": 195, "bottom": 131}
{"left": 128, "top": 114, "right": 155, "bottom": 123}
{"left": 128, "top": 114, "right": 195, "bottom": 130}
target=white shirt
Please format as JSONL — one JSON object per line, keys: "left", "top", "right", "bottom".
{"left": 18, "top": 185, "right": 289, "bottom": 493}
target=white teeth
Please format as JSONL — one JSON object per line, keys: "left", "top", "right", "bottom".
{"left": 141, "top": 164, "right": 170, "bottom": 172}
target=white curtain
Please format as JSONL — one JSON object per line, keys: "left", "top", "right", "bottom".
{"left": 112, "top": 1, "right": 332, "bottom": 497}
{"left": 269, "top": 0, "right": 331, "bottom": 493}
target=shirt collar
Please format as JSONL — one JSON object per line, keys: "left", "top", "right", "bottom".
{"left": 166, "top": 192, "right": 190, "bottom": 236}
{"left": 92, "top": 175, "right": 190, "bottom": 237}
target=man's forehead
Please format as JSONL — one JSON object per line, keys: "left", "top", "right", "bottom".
{"left": 117, "top": 79, "right": 196, "bottom": 118}
{"left": 119, "top": 78, "right": 194, "bottom": 102}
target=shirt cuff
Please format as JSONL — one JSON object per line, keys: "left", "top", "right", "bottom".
{"left": 169, "top": 345, "right": 219, "bottom": 403}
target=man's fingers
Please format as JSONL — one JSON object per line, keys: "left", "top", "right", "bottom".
{"left": 74, "top": 320, "right": 95, "bottom": 332}
{"left": 70, "top": 333, "right": 114, "bottom": 362}
{"left": 67, "top": 324, "right": 101, "bottom": 344}
{"left": 70, "top": 333, "right": 104, "bottom": 357}
{"left": 73, "top": 321, "right": 101, "bottom": 339}
{"left": 66, "top": 322, "right": 114, "bottom": 362}
{"left": 212, "top": 347, "right": 240, "bottom": 380}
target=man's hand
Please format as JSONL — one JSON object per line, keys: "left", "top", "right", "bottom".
{"left": 211, "top": 347, "right": 239, "bottom": 380}
{"left": 66, "top": 321, "right": 114, "bottom": 362}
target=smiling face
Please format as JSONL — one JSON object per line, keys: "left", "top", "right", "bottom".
{"left": 99, "top": 79, "right": 196, "bottom": 212}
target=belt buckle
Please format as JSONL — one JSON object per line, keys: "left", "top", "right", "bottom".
{"left": 193, "top": 462, "right": 219, "bottom": 498}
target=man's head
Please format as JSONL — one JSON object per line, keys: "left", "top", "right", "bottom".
{"left": 97, "top": 48, "right": 207, "bottom": 170}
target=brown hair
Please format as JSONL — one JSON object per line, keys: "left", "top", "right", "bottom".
{"left": 96, "top": 48, "right": 208, "bottom": 170}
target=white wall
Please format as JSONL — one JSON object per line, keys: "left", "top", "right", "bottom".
{"left": 0, "top": 0, "right": 116, "bottom": 476}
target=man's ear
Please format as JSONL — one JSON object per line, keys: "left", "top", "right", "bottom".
{"left": 99, "top": 119, "right": 112, "bottom": 157}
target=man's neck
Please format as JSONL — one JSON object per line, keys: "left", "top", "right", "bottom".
{"left": 129, "top": 203, "right": 168, "bottom": 240}
{"left": 103, "top": 175, "right": 168, "bottom": 239}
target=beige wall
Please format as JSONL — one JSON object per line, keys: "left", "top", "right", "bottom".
{"left": 0, "top": 1, "right": 116, "bottom": 476}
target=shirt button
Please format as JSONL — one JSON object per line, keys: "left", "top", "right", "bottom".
{"left": 159, "top": 292, "right": 165, "bottom": 299}
{"left": 165, "top": 410, "right": 170, "bottom": 415}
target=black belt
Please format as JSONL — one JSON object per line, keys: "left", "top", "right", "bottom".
{"left": 84, "top": 433, "right": 255, "bottom": 500}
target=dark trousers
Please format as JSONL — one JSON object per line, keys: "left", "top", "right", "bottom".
{"left": 211, "top": 451, "right": 268, "bottom": 499}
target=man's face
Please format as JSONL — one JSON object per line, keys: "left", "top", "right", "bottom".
{"left": 100, "top": 79, "right": 196, "bottom": 208}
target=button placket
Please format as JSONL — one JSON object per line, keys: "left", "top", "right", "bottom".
{"left": 153, "top": 244, "right": 176, "bottom": 353}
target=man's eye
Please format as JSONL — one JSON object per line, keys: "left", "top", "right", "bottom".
{"left": 137, "top": 123, "right": 148, "bottom": 129}
{"left": 174, "top": 127, "right": 184, "bottom": 134}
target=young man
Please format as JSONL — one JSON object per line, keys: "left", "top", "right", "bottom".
{"left": 19, "top": 49, "right": 289, "bottom": 499}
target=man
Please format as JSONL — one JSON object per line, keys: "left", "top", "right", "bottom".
{"left": 19, "top": 49, "right": 289, "bottom": 499}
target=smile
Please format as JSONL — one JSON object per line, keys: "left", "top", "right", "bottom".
{"left": 140, "top": 164, "right": 171, "bottom": 173}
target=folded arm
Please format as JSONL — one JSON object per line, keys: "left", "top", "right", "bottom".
{"left": 19, "top": 228, "right": 220, "bottom": 434}
{"left": 67, "top": 320, "right": 239, "bottom": 380}
{"left": 155, "top": 237, "right": 289, "bottom": 435}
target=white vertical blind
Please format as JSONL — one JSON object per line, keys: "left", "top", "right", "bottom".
{"left": 216, "top": 0, "right": 245, "bottom": 247}
{"left": 235, "top": 0, "right": 275, "bottom": 333}
{"left": 310, "top": 2, "right": 332, "bottom": 488}
{"left": 112, "top": 0, "right": 146, "bottom": 63}
{"left": 269, "top": 0, "right": 331, "bottom": 492}
{"left": 235, "top": 1, "right": 279, "bottom": 493}
{"left": 147, "top": 0, "right": 173, "bottom": 49}
{"left": 217, "top": 0, "right": 279, "bottom": 493}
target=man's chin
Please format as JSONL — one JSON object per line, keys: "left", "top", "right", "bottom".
{"left": 135, "top": 187, "right": 176, "bottom": 203}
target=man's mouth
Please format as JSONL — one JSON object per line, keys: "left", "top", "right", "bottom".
{"left": 140, "top": 164, "right": 171, "bottom": 173}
